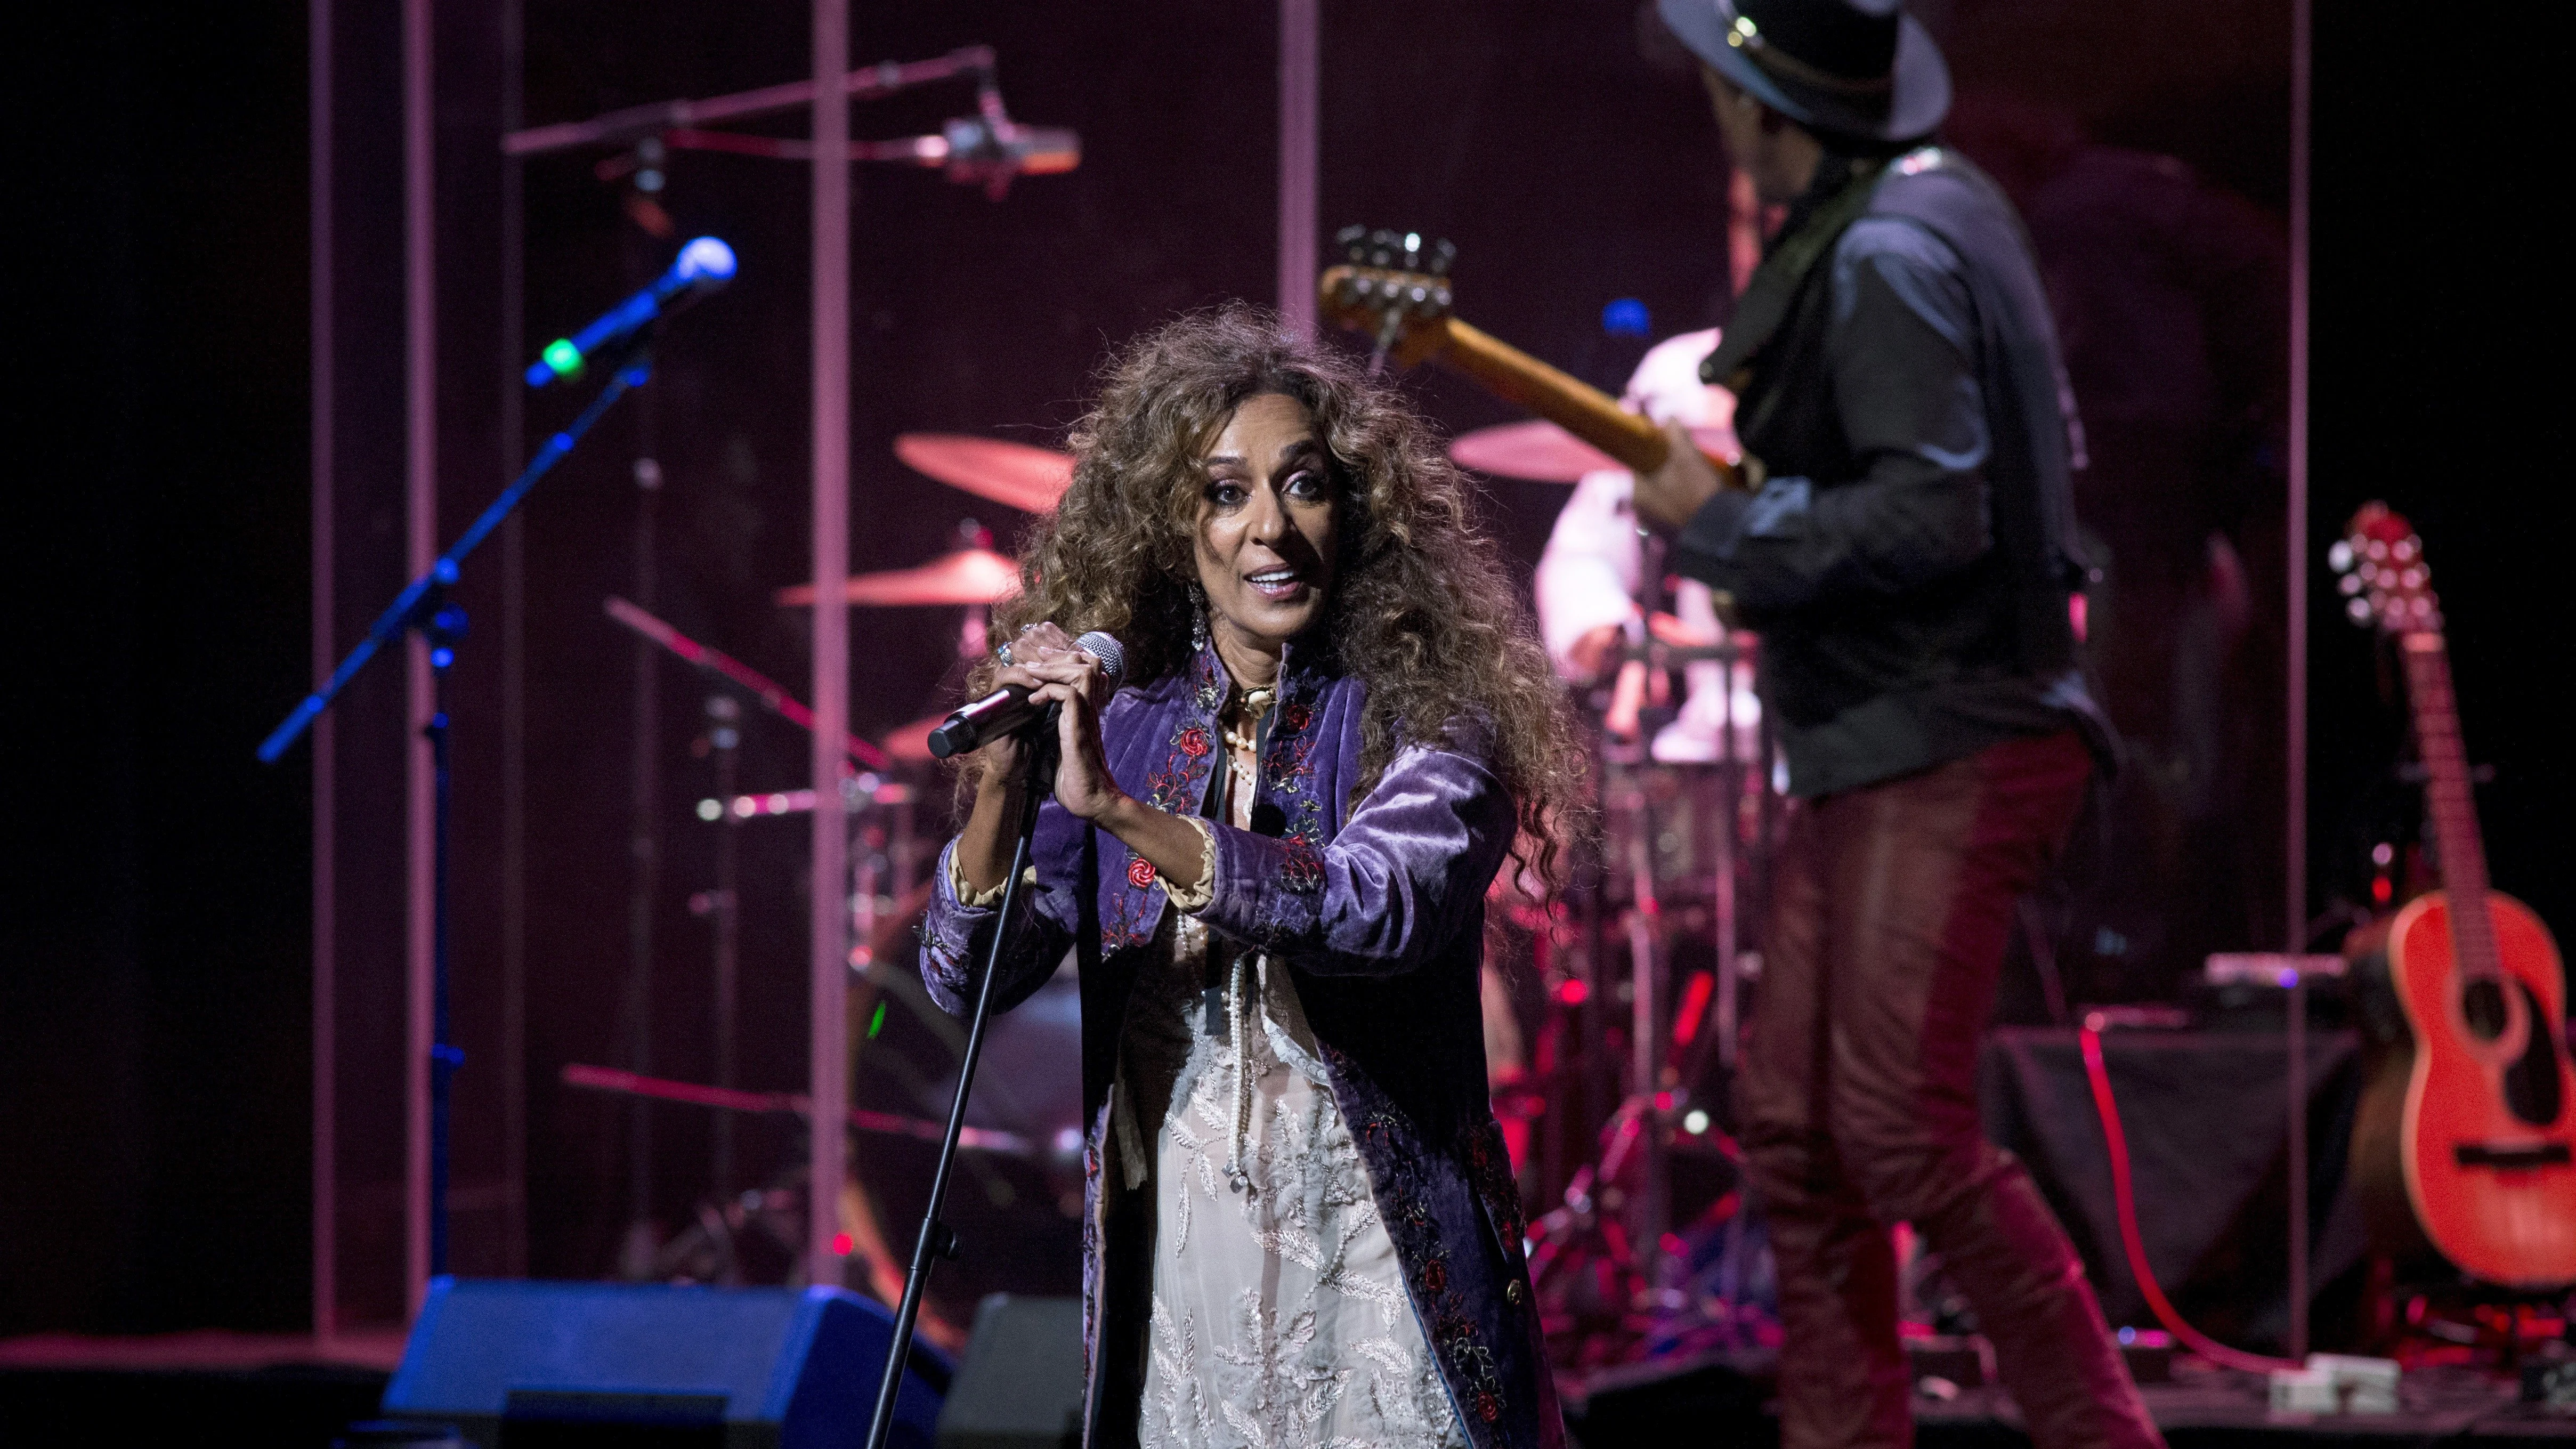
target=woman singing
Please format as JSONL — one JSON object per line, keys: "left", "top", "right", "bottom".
{"left": 921, "top": 306, "right": 1577, "bottom": 1449}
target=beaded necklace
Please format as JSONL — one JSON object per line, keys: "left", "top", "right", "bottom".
{"left": 1209, "top": 680, "right": 1275, "bottom": 1195}
{"left": 1221, "top": 685, "right": 1276, "bottom": 784}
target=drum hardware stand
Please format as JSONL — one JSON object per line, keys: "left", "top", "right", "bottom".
{"left": 864, "top": 710, "right": 1056, "bottom": 1449}
{"left": 603, "top": 595, "right": 891, "bottom": 770}
{"left": 1621, "top": 772, "right": 1672, "bottom": 1290}
{"left": 1530, "top": 625, "right": 1784, "bottom": 1355}
{"left": 701, "top": 694, "right": 743, "bottom": 1212}
{"left": 622, "top": 442, "right": 666, "bottom": 1276}
{"left": 1526, "top": 750, "right": 1679, "bottom": 1338}
{"left": 848, "top": 760, "right": 922, "bottom": 980}
{"left": 260, "top": 331, "right": 667, "bottom": 1278}
{"left": 1711, "top": 640, "right": 1741, "bottom": 1072}
{"left": 609, "top": 594, "right": 920, "bottom": 1230}
{"left": 1623, "top": 535, "right": 1675, "bottom": 1291}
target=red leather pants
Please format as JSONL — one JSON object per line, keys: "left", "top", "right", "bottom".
{"left": 1737, "top": 731, "right": 2163, "bottom": 1449}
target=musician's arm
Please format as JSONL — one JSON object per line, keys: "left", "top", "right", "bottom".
{"left": 1667, "top": 218, "right": 1994, "bottom": 616}
{"left": 1534, "top": 471, "right": 1644, "bottom": 680}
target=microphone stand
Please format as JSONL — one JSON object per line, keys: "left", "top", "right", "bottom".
{"left": 862, "top": 713, "right": 1056, "bottom": 1449}
{"left": 260, "top": 332, "right": 661, "bottom": 1283}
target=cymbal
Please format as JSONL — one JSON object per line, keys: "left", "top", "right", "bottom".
{"left": 879, "top": 710, "right": 952, "bottom": 766}
{"left": 776, "top": 548, "right": 1020, "bottom": 608}
{"left": 896, "top": 433, "right": 1074, "bottom": 514}
{"left": 1450, "top": 420, "right": 1617, "bottom": 482}
{"left": 1449, "top": 419, "right": 1740, "bottom": 484}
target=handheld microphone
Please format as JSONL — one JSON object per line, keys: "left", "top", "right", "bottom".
{"left": 926, "top": 632, "right": 1124, "bottom": 760}
{"left": 525, "top": 236, "right": 736, "bottom": 388}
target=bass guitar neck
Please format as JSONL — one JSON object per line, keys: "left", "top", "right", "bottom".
{"left": 1420, "top": 315, "right": 1744, "bottom": 486}
{"left": 1317, "top": 250, "right": 1744, "bottom": 488}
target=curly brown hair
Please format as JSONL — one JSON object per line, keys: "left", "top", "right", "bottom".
{"left": 974, "top": 303, "right": 1581, "bottom": 877}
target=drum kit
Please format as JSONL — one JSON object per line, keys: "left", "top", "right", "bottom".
{"left": 1455, "top": 412, "right": 1786, "bottom": 1365}
{"left": 570, "top": 430, "right": 1082, "bottom": 1341}
{"left": 568, "top": 414, "right": 1781, "bottom": 1358}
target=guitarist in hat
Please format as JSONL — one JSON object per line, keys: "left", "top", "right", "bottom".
{"left": 1631, "top": 4, "right": 2161, "bottom": 1449}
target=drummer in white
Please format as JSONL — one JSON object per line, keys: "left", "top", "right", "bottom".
{"left": 1532, "top": 327, "right": 1759, "bottom": 763}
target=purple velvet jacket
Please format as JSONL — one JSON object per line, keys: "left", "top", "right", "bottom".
{"left": 921, "top": 639, "right": 1563, "bottom": 1449}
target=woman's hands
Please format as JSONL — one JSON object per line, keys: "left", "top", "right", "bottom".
{"left": 973, "top": 622, "right": 1124, "bottom": 820}
{"left": 953, "top": 620, "right": 1212, "bottom": 901}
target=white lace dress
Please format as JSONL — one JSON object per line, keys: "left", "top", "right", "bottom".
{"left": 1113, "top": 771, "right": 1467, "bottom": 1449}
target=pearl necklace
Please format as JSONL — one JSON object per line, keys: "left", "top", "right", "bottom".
{"left": 1222, "top": 686, "right": 1275, "bottom": 781}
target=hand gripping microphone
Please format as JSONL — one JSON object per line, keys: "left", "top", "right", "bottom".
{"left": 926, "top": 632, "right": 1125, "bottom": 759}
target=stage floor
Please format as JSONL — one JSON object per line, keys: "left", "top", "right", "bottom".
{"left": 1569, "top": 1350, "right": 2576, "bottom": 1449}
{"left": 1921, "top": 1372, "right": 2576, "bottom": 1446}
{"left": 0, "top": 1328, "right": 407, "bottom": 1448}
{"left": 5, "top": 1330, "right": 2570, "bottom": 1447}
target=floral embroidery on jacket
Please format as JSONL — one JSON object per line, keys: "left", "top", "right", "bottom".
{"left": 1331, "top": 1061, "right": 1511, "bottom": 1438}
{"left": 1259, "top": 682, "right": 1330, "bottom": 906}
{"left": 1279, "top": 840, "right": 1325, "bottom": 896}
{"left": 1112, "top": 704, "right": 1220, "bottom": 948}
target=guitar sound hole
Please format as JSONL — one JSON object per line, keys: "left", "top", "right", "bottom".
{"left": 2462, "top": 978, "right": 2509, "bottom": 1040}
{"left": 2504, "top": 980, "right": 2566, "bottom": 1128}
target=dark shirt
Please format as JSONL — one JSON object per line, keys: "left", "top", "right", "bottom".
{"left": 1673, "top": 151, "right": 2110, "bottom": 797}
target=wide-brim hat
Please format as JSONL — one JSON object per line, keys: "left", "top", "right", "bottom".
{"left": 1656, "top": 0, "right": 1950, "bottom": 144}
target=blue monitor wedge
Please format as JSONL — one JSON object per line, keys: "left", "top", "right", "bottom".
{"left": 380, "top": 1278, "right": 949, "bottom": 1449}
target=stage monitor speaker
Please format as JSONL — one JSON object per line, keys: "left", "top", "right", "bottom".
{"left": 935, "top": 1295, "right": 1083, "bottom": 1449}
{"left": 1568, "top": 1347, "right": 1773, "bottom": 1448}
{"left": 380, "top": 1277, "right": 949, "bottom": 1449}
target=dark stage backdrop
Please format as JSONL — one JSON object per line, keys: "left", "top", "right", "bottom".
{"left": 7, "top": 8, "right": 315, "bottom": 1335}
{"left": 5, "top": 1, "right": 2568, "bottom": 1337}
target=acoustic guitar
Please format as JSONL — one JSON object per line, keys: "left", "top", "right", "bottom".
{"left": 1316, "top": 226, "right": 1747, "bottom": 488}
{"left": 2335, "top": 503, "right": 2576, "bottom": 1288}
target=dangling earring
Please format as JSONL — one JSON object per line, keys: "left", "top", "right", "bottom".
{"left": 1188, "top": 581, "right": 1210, "bottom": 653}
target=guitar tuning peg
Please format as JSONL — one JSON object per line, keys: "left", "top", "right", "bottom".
{"left": 2327, "top": 539, "right": 2353, "bottom": 573}
{"left": 1368, "top": 228, "right": 1399, "bottom": 266}
{"left": 1334, "top": 224, "right": 1367, "bottom": 262}
{"left": 1427, "top": 239, "right": 1456, "bottom": 276}
{"left": 1402, "top": 231, "right": 1422, "bottom": 268}
{"left": 2347, "top": 598, "right": 2373, "bottom": 625}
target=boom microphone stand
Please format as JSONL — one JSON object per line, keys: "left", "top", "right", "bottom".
{"left": 261, "top": 331, "right": 663, "bottom": 1278}
{"left": 862, "top": 714, "right": 1056, "bottom": 1449}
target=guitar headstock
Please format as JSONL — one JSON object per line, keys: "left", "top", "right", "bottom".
{"left": 2330, "top": 501, "right": 2444, "bottom": 635}
{"left": 1318, "top": 225, "right": 1456, "bottom": 370}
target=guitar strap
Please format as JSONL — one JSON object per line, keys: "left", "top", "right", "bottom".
{"left": 1697, "top": 151, "right": 1909, "bottom": 393}
{"left": 1696, "top": 145, "right": 2093, "bottom": 682}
